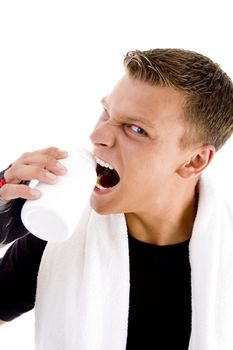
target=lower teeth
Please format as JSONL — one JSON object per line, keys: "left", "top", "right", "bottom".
{"left": 96, "top": 175, "right": 106, "bottom": 190}
{"left": 96, "top": 183, "right": 105, "bottom": 190}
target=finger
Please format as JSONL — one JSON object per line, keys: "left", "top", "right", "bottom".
{"left": 4, "top": 148, "right": 68, "bottom": 184}
{"left": 0, "top": 184, "right": 41, "bottom": 201}
{"left": 15, "top": 153, "right": 67, "bottom": 175}
{"left": 47, "top": 160, "right": 67, "bottom": 175}
{"left": 5, "top": 165, "right": 61, "bottom": 184}
{"left": 34, "top": 147, "right": 68, "bottom": 160}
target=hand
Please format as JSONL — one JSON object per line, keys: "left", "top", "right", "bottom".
{"left": 0, "top": 147, "right": 68, "bottom": 200}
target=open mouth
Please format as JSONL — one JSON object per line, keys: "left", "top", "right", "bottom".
{"left": 95, "top": 156, "right": 120, "bottom": 190}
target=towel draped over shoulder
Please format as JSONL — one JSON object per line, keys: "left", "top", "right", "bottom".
{"left": 35, "top": 176, "right": 233, "bottom": 350}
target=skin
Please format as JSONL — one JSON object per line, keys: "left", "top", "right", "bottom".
{"left": 0, "top": 147, "right": 68, "bottom": 200}
{"left": 0, "top": 74, "right": 215, "bottom": 324}
{"left": 0, "top": 76, "right": 215, "bottom": 246}
{"left": 90, "top": 74, "right": 215, "bottom": 245}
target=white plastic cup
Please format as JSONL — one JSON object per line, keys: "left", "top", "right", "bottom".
{"left": 21, "top": 147, "right": 96, "bottom": 242}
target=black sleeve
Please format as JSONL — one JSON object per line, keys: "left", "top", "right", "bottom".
{"left": 0, "top": 234, "right": 47, "bottom": 321}
{"left": 0, "top": 168, "right": 29, "bottom": 244}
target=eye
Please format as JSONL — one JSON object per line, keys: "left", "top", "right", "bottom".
{"left": 125, "top": 124, "right": 148, "bottom": 137}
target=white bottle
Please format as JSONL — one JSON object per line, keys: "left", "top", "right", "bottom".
{"left": 21, "top": 147, "right": 96, "bottom": 242}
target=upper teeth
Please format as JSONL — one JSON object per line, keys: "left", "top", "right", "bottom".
{"left": 95, "top": 156, "right": 114, "bottom": 170}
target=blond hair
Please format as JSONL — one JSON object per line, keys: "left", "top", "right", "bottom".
{"left": 124, "top": 49, "right": 233, "bottom": 151}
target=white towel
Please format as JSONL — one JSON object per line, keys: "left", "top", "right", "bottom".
{"left": 35, "top": 207, "right": 130, "bottom": 350}
{"left": 35, "top": 175, "right": 233, "bottom": 349}
{"left": 189, "top": 176, "right": 233, "bottom": 350}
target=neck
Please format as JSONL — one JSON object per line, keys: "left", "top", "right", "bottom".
{"left": 125, "top": 181, "right": 199, "bottom": 246}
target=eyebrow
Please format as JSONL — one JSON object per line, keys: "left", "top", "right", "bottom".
{"left": 100, "top": 97, "right": 156, "bottom": 130}
{"left": 122, "top": 115, "right": 156, "bottom": 129}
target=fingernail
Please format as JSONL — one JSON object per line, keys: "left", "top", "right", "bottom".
{"left": 46, "top": 171, "right": 57, "bottom": 180}
{"left": 56, "top": 161, "right": 67, "bottom": 170}
{"left": 29, "top": 189, "right": 41, "bottom": 198}
{"left": 58, "top": 149, "right": 68, "bottom": 155}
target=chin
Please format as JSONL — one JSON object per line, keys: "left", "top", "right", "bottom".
{"left": 90, "top": 197, "right": 121, "bottom": 216}
{"left": 90, "top": 199, "right": 110, "bottom": 215}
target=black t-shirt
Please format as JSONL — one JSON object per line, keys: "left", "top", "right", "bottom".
{"left": 0, "top": 232, "right": 191, "bottom": 349}
{"left": 127, "top": 234, "right": 191, "bottom": 349}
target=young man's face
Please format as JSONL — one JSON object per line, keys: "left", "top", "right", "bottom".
{"left": 89, "top": 74, "right": 193, "bottom": 215}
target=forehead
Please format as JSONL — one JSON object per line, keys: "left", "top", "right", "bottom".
{"left": 103, "top": 74, "right": 186, "bottom": 125}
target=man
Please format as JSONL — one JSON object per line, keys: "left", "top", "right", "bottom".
{"left": 0, "top": 48, "right": 233, "bottom": 349}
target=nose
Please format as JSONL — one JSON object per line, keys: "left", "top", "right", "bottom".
{"left": 89, "top": 120, "right": 116, "bottom": 148}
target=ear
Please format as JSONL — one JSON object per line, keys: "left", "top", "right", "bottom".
{"left": 177, "top": 145, "right": 215, "bottom": 179}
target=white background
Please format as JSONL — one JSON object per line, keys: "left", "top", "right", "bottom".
{"left": 0, "top": 0, "right": 232, "bottom": 348}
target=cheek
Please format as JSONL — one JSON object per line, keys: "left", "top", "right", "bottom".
{"left": 124, "top": 162, "right": 153, "bottom": 187}
{"left": 133, "top": 158, "right": 172, "bottom": 186}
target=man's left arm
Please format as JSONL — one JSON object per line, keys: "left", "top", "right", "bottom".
{"left": 0, "top": 233, "right": 47, "bottom": 322}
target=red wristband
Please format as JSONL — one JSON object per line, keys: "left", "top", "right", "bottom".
{"left": 0, "top": 177, "right": 6, "bottom": 189}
